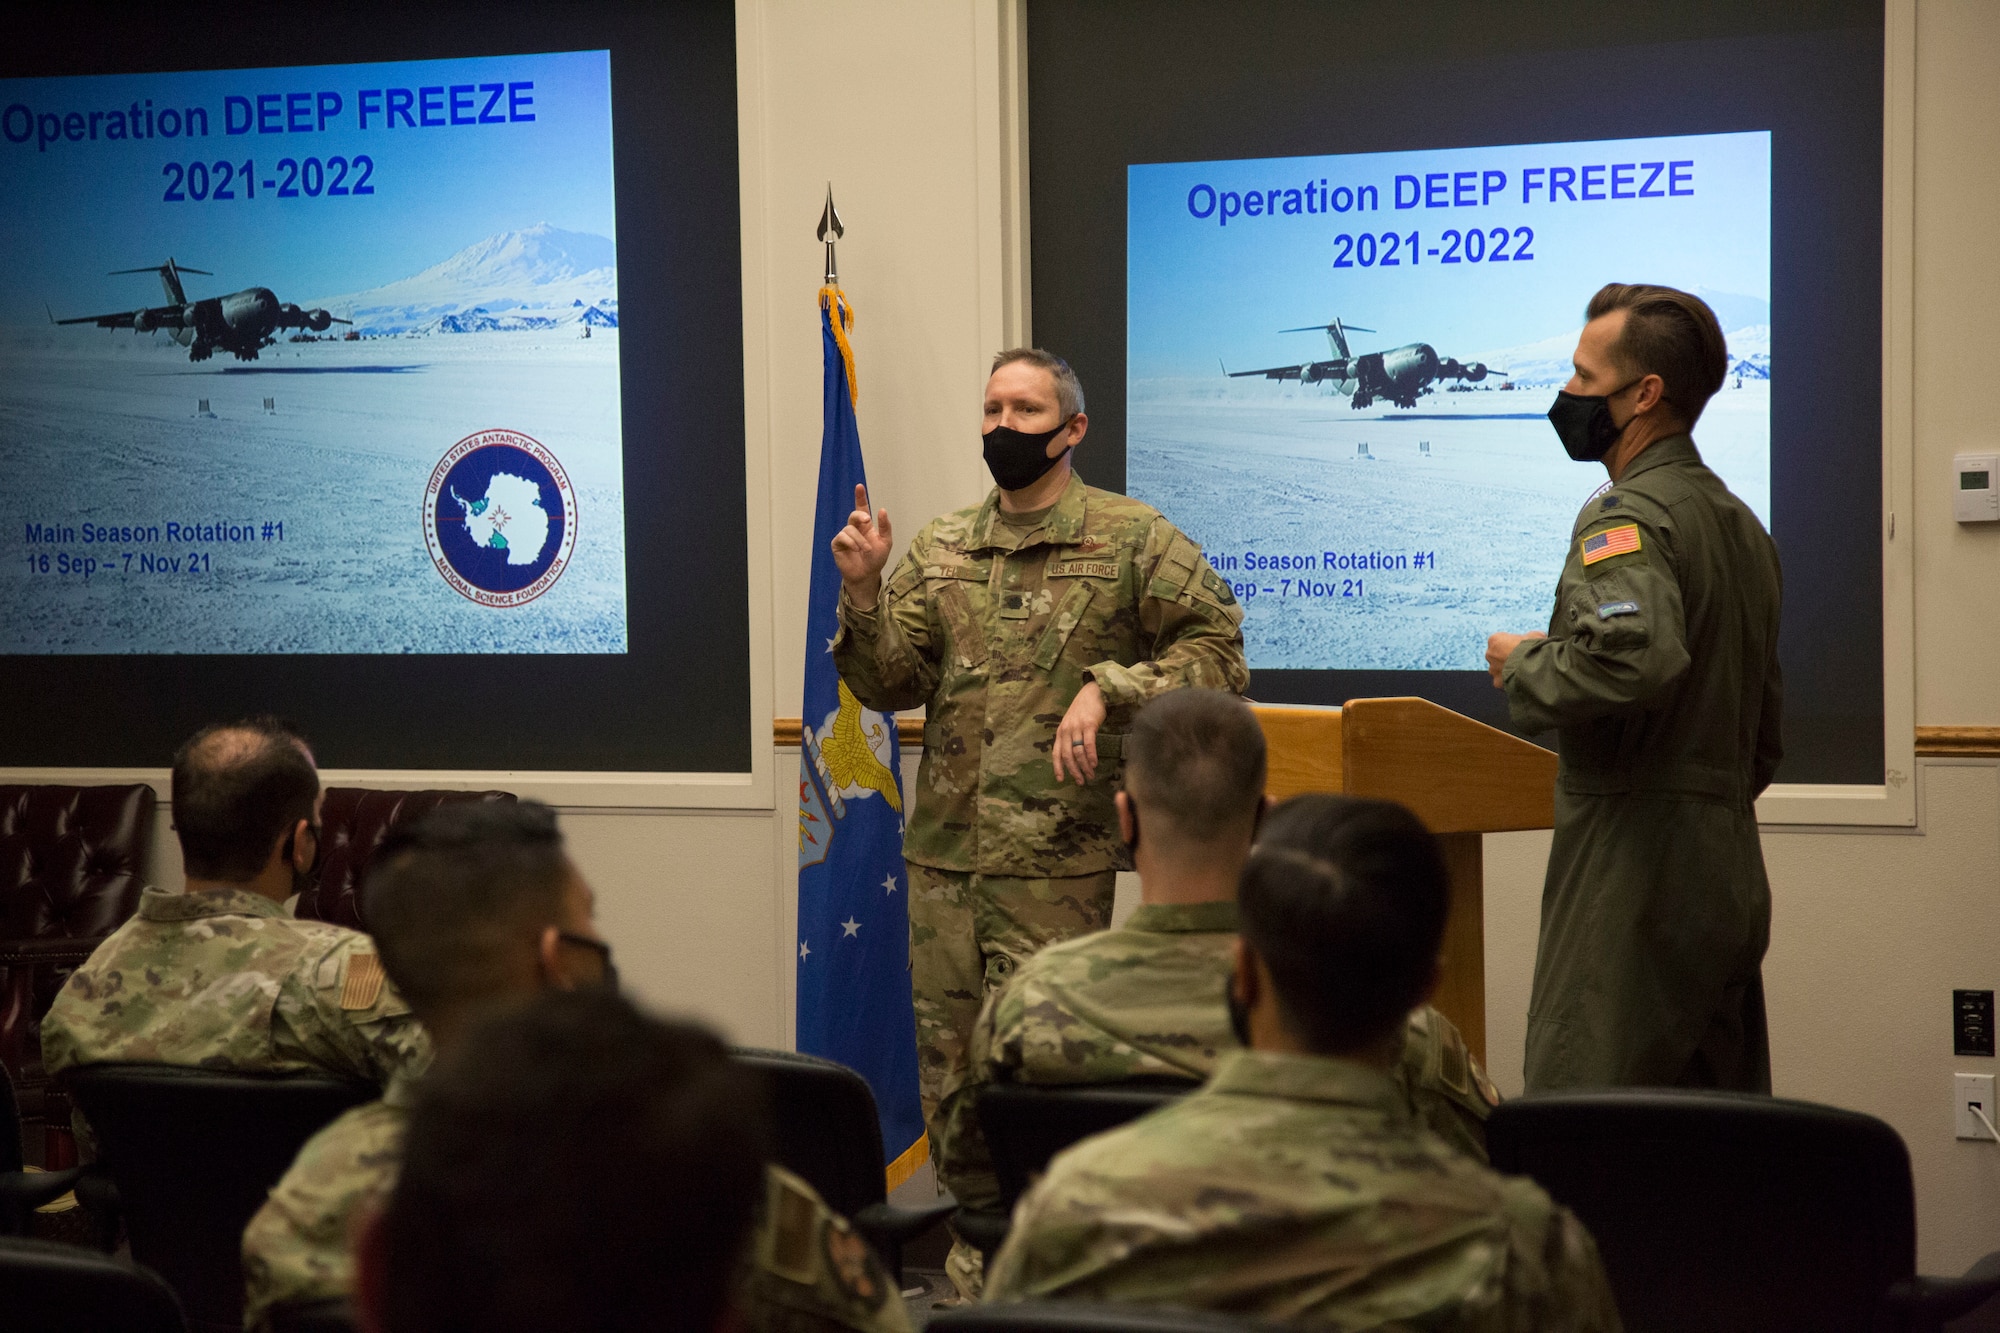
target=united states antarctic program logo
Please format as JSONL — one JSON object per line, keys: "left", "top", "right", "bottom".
{"left": 423, "top": 429, "right": 578, "bottom": 606}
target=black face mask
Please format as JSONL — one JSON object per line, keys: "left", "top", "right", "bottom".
{"left": 285, "top": 821, "right": 324, "bottom": 898}
{"left": 1225, "top": 969, "right": 1251, "bottom": 1047}
{"left": 557, "top": 931, "right": 620, "bottom": 991}
{"left": 1547, "top": 379, "right": 1641, "bottom": 462}
{"left": 982, "top": 419, "right": 1073, "bottom": 492}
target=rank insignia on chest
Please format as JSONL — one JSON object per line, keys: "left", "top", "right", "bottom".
{"left": 1580, "top": 524, "right": 1641, "bottom": 566}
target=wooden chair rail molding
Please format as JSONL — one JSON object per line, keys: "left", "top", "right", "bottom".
{"left": 774, "top": 720, "right": 2000, "bottom": 757}
{"left": 1916, "top": 727, "right": 2000, "bottom": 757}
{"left": 774, "top": 716, "right": 925, "bottom": 747}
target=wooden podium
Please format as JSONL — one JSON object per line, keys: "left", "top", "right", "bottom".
{"left": 1248, "top": 697, "right": 1557, "bottom": 1064}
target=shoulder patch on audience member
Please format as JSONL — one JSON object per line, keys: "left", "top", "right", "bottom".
{"left": 767, "top": 1172, "right": 820, "bottom": 1285}
{"left": 339, "top": 953, "right": 384, "bottom": 1011}
{"left": 1438, "top": 1028, "right": 1472, "bottom": 1097}
{"left": 1596, "top": 601, "right": 1640, "bottom": 619}
{"left": 1473, "top": 1060, "right": 1502, "bottom": 1107}
{"left": 823, "top": 1217, "right": 887, "bottom": 1308}
{"left": 1580, "top": 523, "right": 1641, "bottom": 567}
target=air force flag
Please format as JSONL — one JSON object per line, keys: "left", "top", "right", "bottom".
{"left": 796, "top": 286, "right": 927, "bottom": 1188}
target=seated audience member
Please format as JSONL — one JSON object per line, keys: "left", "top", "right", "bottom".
{"left": 984, "top": 794, "right": 1621, "bottom": 1329}
{"left": 936, "top": 691, "right": 1495, "bottom": 1224}
{"left": 246, "top": 800, "right": 908, "bottom": 1333}
{"left": 356, "top": 988, "right": 768, "bottom": 1333}
{"left": 41, "top": 718, "right": 428, "bottom": 1112}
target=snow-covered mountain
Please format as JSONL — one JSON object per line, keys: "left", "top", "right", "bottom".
{"left": 309, "top": 224, "right": 618, "bottom": 334}
{"left": 1476, "top": 295, "right": 1772, "bottom": 386}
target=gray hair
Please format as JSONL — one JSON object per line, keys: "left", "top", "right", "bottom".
{"left": 991, "top": 347, "right": 1086, "bottom": 418}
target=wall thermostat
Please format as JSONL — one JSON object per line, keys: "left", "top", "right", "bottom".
{"left": 1956, "top": 453, "right": 2000, "bottom": 523}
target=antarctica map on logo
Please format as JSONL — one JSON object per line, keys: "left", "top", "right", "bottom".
{"left": 0, "top": 49, "right": 626, "bottom": 654}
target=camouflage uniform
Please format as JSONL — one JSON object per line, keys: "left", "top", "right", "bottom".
{"left": 937, "top": 901, "right": 1497, "bottom": 1213}
{"left": 832, "top": 473, "right": 1248, "bottom": 1194}
{"left": 41, "top": 886, "right": 430, "bottom": 1088}
{"left": 243, "top": 1074, "right": 416, "bottom": 1330}
{"left": 985, "top": 1048, "right": 1620, "bottom": 1330}
{"left": 241, "top": 1078, "right": 911, "bottom": 1333}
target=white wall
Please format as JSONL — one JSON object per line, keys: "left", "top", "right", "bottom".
{"left": 104, "top": 0, "right": 2000, "bottom": 1274}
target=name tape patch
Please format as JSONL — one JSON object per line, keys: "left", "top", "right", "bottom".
{"left": 1580, "top": 524, "right": 1641, "bottom": 566}
{"left": 1049, "top": 559, "right": 1119, "bottom": 579}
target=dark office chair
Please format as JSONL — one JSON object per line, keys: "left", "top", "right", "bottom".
{"left": 954, "top": 1078, "right": 1191, "bottom": 1260}
{"left": 0, "top": 1064, "right": 84, "bottom": 1233}
{"left": 1488, "top": 1089, "right": 2000, "bottom": 1333}
{"left": 68, "top": 1064, "right": 375, "bottom": 1333}
{"left": 929, "top": 1299, "right": 1290, "bottom": 1332}
{"left": 0, "top": 1234, "right": 188, "bottom": 1333}
{"left": 731, "top": 1047, "right": 956, "bottom": 1282}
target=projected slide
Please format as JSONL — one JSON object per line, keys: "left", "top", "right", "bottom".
{"left": 0, "top": 50, "right": 625, "bottom": 654}
{"left": 1128, "top": 131, "right": 1769, "bottom": 672}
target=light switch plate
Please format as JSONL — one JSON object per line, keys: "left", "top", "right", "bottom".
{"left": 1956, "top": 1073, "right": 1996, "bottom": 1140}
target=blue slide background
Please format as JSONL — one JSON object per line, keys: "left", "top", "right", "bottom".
{"left": 1127, "top": 131, "right": 1769, "bottom": 673}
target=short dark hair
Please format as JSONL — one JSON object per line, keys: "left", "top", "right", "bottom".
{"left": 1124, "top": 689, "right": 1266, "bottom": 843}
{"left": 383, "top": 990, "right": 769, "bottom": 1333}
{"left": 1586, "top": 282, "right": 1729, "bottom": 425}
{"left": 170, "top": 717, "right": 318, "bottom": 882}
{"left": 990, "top": 347, "right": 1086, "bottom": 417}
{"left": 364, "top": 800, "right": 572, "bottom": 1020}
{"left": 1239, "top": 794, "right": 1449, "bottom": 1053}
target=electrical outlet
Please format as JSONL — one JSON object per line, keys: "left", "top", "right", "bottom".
{"left": 1956, "top": 1074, "right": 1997, "bottom": 1140}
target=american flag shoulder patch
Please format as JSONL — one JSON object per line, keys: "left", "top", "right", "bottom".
{"left": 1580, "top": 523, "right": 1642, "bottom": 566}
{"left": 339, "top": 952, "right": 385, "bottom": 1010}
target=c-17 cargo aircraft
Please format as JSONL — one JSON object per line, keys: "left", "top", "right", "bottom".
{"left": 1225, "top": 317, "right": 1504, "bottom": 409}
{"left": 51, "top": 258, "right": 350, "bottom": 362}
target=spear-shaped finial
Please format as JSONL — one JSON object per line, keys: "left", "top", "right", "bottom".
{"left": 817, "top": 183, "right": 844, "bottom": 285}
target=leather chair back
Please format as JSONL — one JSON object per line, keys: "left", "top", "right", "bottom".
{"left": 0, "top": 783, "right": 155, "bottom": 941}
{"left": 68, "top": 1064, "right": 374, "bottom": 1333}
{"left": 0, "top": 783, "right": 156, "bottom": 1089}
{"left": 1488, "top": 1089, "right": 1916, "bottom": 1333}
{"left": 0, "top": 1236, "right": 187, "bottom": 1333}
{"left": 980, "top": 1078, "right": 1189, "bottom": 1213}
{"left": 730, "top": 1047, "right": 958, "bottom": 1284}
{"left": 732, "top": 1047, "right": 888, "bottom": 1221}
{"left": 297, "top": 787, "right": 516, "bottom": 930}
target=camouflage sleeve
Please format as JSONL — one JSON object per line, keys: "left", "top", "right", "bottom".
{"left": 1086, "top": 523, "right": 1249, "bottom": 708}
{"left": 1502, "top": 514, "right": 1690, "bottom": 734}
{"left": 832, "top": 544, "right": 940, "bottom": 714}
{"left": 1529, "top": 1205, "right": 1625, "bottom": 1333}
{"left": 240, "top": 1102, "right": 402, "bottom": 1331}
{"left": 743, "top": 1166, "right": 913, "bottom": 1333}
{"left": 271, "top": 935, "right": 432, "bottom": 1088}
{"left": 1401, "top": 1007, "right": 1498, "bottom": 1165}
{"left": 932, "top": 985, "right": 1015, "bottom": 1215}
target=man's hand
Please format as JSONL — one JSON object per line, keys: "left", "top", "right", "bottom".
{"left": 1052, "top": 681, "right": 1108, "bottom": 784}
{"left": 1485, "top": 631, "right": 1547, "bottom": 686}
{"left": 830, "top": 483, "right": 894, "bottom": 610}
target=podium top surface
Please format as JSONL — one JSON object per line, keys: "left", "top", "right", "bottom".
{"left": 1249, "top": 697, "right": 1556, "bottom": 834}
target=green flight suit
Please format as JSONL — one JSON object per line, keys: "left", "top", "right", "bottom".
{"left": 1501, "top": 435, "right": 1782, "bottom": 1092}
